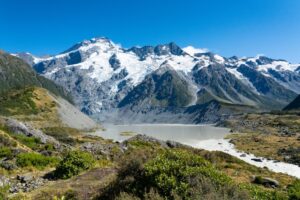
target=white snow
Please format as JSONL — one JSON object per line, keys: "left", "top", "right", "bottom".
{"left": 32, "top": 56, "right": 44, "bottom": 64}
{"left": 191, "top": 139, "right": 300, "bottom": 178}
{"left": 60, "top": 40, "right": 198, "bottom": 86}
{"left": 257, "top": 61, "right": 299, "bottom": 72}
{"left": 214, "top": 54, "right": 225, "bottom": 63}
{"left": 115, "top": 52, "right": 160, "bottom": 85}
{"left": 226, "top": 67, "right": 244, "bottom": 79}
{"left": 34, "top": 38, "right": 300, "bottom": 106}
{"left": 183, "top": 46, "right": 208, "bottom": 56}
{"left": 40, "top": 39, "right": 200, "bottom": 99}
{"left": 164, "top": 54, "right": 197, "bottom": 73}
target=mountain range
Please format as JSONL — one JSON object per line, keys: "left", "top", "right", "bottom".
{"left": 13, "top": 37, "right": 300, "bottom": 123}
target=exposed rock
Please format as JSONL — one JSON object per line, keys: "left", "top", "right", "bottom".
{"left": 251, "top": 158, "right": 263, "bottom": 162}
{"left": 9, "top": 175, "right": 47, "bottom": 193}
{"left": 252, "top": 176, "right": 280, "bottom": 188}
{"left": 166, "top": 140, "right": 186, "bottom": 148}
{"left": 0, "top": 160, "right": 17, "bottom": 170}
{"left": 278, "top": 147, "right": 300, "bottom": 166}
{"left": 279, "top": 127, "right": 294, "bottom": 136}
{"left": 123, "top": 134, "right": 168, "bottom": 148}
{"left": 17, "top": 175, "right": 33, "bottom": 183}
{"left": 0, "top": 175, "right": 10, "bottom": 187}
{"left": 80, "top": 142, "right": 122, "bottom": 159}
{"left": 4, "top": 118, "right": 61, "bottom": 148}
{"left": 123, "top": 134, "right": 188, "bottom": 149}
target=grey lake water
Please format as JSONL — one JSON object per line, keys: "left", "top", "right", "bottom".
{"left": 92, "top": 124, "right": 300, "bottom": 178}
{"left": 93, "top": 124, "right": 230, "bottom": 144}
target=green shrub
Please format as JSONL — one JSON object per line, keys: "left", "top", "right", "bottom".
{"left": 54, "top": 151, "right": 95, "bottom": 179}
{"left": 99, "top": 149, "right": 248, "bottom": 200}
{"left": 0, "top": 147, "right": 12, "bottom": 159}
{"left": 288, "top": 180, "right": 300, "bottom": 200}
{"left": 12, "top": 134, "right": 41, "bottom": 149}
{"left": 144, "top": 150, "right": 233, "bottom": 198}
{"left": 0, "top": 87, "right": 38, "bottom": 116}
{"left": 44, "top": 143, "right": 55, "bottom": 151}
{"left": 240, "top": 184, "right": 287, "bottom": 200}
{"left": 16, "top": 152, "right": 58, "bottom": 169}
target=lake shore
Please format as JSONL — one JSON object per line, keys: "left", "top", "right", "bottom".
{"left": 92, "top": 123, "right": 300, "bottom": 179}
{"left": 192, "top": 138, "right": 300, "bottom": 179}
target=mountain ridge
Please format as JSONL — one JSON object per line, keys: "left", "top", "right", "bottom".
{"left": 12, "top": 37, "right": 300, "bottom": 123}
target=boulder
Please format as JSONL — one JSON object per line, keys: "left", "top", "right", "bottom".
{"left": 251, "top": 158, "right": 263, "bottom": 162}
{"left": 0, "top": 160, "right": 17, "bottom": 170}
{"left": 9, "top": 175, "right": 47, "bottom": 193}
{"left": 4, "top": 118, "right": 61, "bottom": 149}
{"left": 252, "top": 176, "right": 280, "bottom": 188}
{"left": 17, "top": 175, "right": 33, "bottom": 183}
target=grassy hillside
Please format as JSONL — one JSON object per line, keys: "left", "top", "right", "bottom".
{"left": 0, "top": 86, "right": 97, "bottom": 131}
{"left": 0, "top": 87, "right": 61, "bottom": 127}
{"left": 0, "top": 51, "right": 72, "bottom": 103}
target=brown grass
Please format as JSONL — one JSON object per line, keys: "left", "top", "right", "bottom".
{"left": 22, "top": 168, "right": 117, "bottom": 200}
{"left": 227, "top": 133, "right": 300, "bottom": 162}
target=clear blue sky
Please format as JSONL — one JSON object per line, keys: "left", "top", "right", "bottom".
{"left": 1, "top": 0, "right": 300, "bottom": 63}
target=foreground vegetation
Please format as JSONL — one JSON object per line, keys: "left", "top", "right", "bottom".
{"left": 2, "top": 123, "right": 298, "bottom": 200}
{"left": 96, "top": 140, "right": 299, "bottom": 200}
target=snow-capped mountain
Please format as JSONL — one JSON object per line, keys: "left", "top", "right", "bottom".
{"left": 14, "top": 37, "right": 300, "bottom": 123}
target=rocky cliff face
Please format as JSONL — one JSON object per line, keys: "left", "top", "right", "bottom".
{"left": 14, "top": 37, "right": 300, "bottom": 123}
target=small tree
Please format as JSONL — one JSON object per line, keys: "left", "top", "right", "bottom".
{"left": 54, "top": 151, "right": 95, "bottom": 179}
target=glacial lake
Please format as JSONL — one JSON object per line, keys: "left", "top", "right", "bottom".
{"left": 92, "top": 124, "right": 300, "bottom": 178}
{"left": 93, "top": 124, "right": 230, "bottom": 144}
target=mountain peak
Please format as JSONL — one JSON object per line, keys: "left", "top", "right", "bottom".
{"left": 154, "top": 42, "right": 185, "bottom": 56}
{"left": 62, "top": 36, "right": 119, "bottom": 54}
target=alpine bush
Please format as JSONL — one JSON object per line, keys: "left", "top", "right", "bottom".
{"left": 16, "top": 152, "right": 58, "bottom": 169}
{"left": 54, "top": 150, "right": 95, "bottom": 179}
